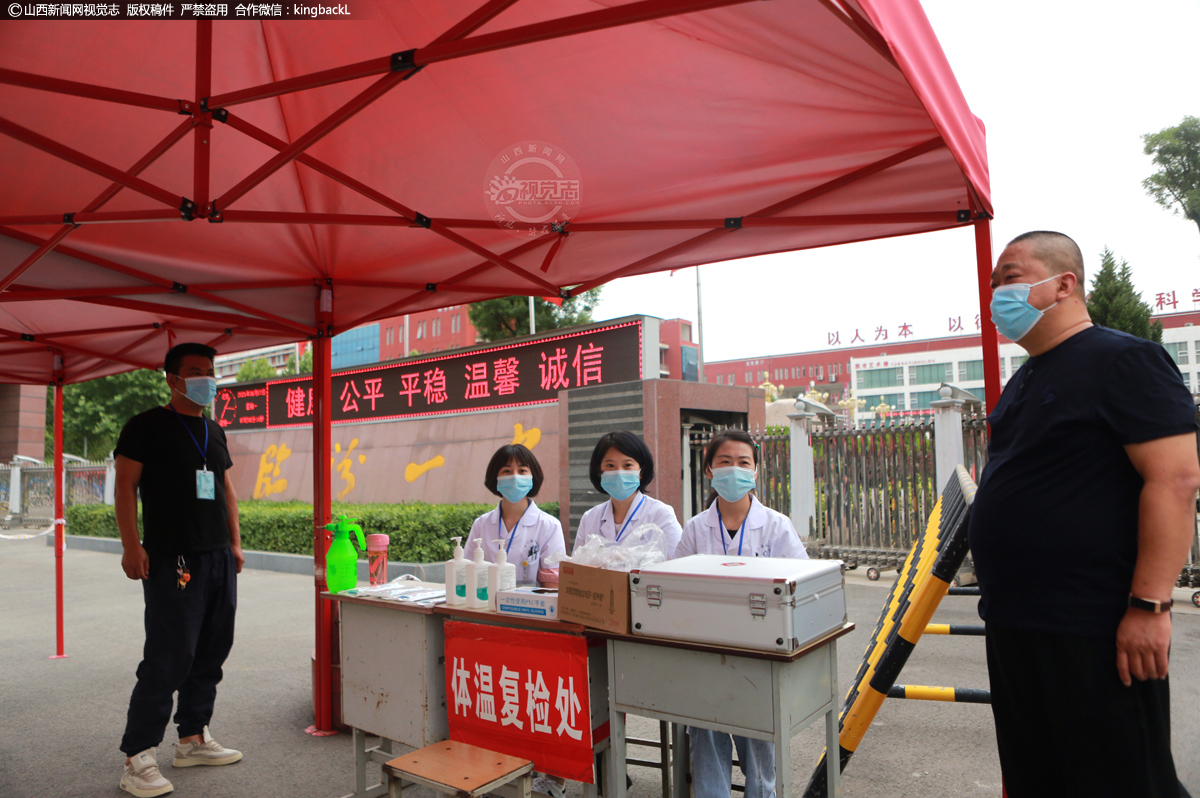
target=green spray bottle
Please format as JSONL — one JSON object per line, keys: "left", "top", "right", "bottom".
{"left": 324, "top": 515, "right": 365, "bottom": 593}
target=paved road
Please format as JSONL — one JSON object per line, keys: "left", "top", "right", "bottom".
{"left": 1, "top": 540, "right": 1197, "bottom": 798}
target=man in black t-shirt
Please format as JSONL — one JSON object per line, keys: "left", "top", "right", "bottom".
{"left": 969, "top": 231, "right": 1200, "bottom": 798}
{"left": 115, "top": 343, "right": 245, "bottom": 798}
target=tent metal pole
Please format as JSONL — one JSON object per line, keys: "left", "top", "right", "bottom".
{"left": 213, "top": 71, "right": 407, "bottom": 212}
{"left": 0, "top": 67, "right": 183, "bottom": 112}
{"left": 0, "top": 118, "right": 194, "bottom": 293}
{"left": 569, "top": 136, "right": 944, "bottom": 294}
{"left": 975, "top": 218, "right": 1000, "bottom": 414}
{"left": 194, "top": 21, "right": 213, "bottom": 216}
{"left": 51, "top": 375, "right": 67, "bottom": 659}
{"left": 205, "top": 0, "right": 750, "bottom": 109}
{"left": 0, "top": 116, "right": 186, "bottom": 210}
{"left": 0, "top": 327, "right": 154, "bottom": 371}
{"left": 0, "top": 210, "right": 184, "bottom": 225}
{"left": 308, "top": 293, "right": 336, "bottom": 735}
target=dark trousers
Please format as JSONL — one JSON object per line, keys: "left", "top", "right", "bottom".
{"left": 121, "top": 548, "right": 237, "bottom": 755}
{"left": 984, "top": 622, "right": 1183, "bottom": 798}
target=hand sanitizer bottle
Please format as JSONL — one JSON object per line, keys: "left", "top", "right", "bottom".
{"left": 464, "top": 540, "right": 489, "bottom": 608}
{"left": 444, "top": 536, "right": 467, "bottom": 606}
{"left": 488, "top": 539, "right": 517, "bottom": 611}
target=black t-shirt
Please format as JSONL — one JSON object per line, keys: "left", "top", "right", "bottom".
{"left": 115, "top": 405, "right": 235, "bottom": 556}
{"left": 968, "top": 326, "right": 1197, "bottom": 638}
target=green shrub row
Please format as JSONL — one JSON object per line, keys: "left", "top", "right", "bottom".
{"left": 65, "top": 500, "right": 559, "bottom": 564}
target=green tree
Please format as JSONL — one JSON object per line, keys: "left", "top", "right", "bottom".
{"left": 1086, "top": 248, "right": 1163, "bottom": 343}
{"left": 468, "top": 288, "right": 603, "bottom": 343}
{"left": 283, "top": 349, "right": 313, "bottom": 375}
{"left": 236, "top": 357, "right": 277, "bottom": 382}
{"left": 1142, "top": 116, "right": 1200, "bottom": 237}
{"left": 45, "top": 369, "right": 169, "bottom": 460}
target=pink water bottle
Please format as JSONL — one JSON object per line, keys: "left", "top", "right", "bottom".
{"left": 367, "top": 534, "right": 390, "bottom": 585}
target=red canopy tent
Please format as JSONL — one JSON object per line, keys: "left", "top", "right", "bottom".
{"left": 0, "top": 0, "right": 995, "bottom": 733}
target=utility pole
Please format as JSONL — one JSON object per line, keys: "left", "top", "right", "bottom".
{"left": 528, "top": 296, "right": 537, "bottom": 336}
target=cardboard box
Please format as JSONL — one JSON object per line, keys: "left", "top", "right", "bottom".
{"left": 557, "top": 563, "right": 631, "bottom": 634}
{"left": 496, "top": 586, "right": 559, "bottom": 620}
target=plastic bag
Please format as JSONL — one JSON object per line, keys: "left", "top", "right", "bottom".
{"left": 346, "top": 574, "right": 445, "bottom": 605}
{"left": 545, "top": 522, "right": 669, "bottom": 572}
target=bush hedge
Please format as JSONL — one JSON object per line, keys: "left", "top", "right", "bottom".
{"left": 65, "top": 500, "right": 560, "bottom": 563}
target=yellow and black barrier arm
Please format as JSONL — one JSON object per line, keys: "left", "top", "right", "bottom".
{"left": 802, "top": 465, "right": 977, "bottom": 798}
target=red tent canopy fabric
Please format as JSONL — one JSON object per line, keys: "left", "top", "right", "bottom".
{"left": 0, "top": 0, "right": 990, "bottom": 384}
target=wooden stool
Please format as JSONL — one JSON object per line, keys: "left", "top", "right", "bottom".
{"left": 383, "top": 740, "right": 534, "bottom": 798}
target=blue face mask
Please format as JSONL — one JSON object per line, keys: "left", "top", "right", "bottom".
{"left": 710, "top": 466, "right": 757, "bottom": 503}
{"left": 990, "top": 275, "right": 1062, "bottom": 342}
{"left": 496, "top": 474, "right": 533, "bottom": 504}
{"left": 175, "top": 375, "right": 217, "bottom": 406}
{"left": 600, "top": 470, "right": 641, "bottom": 501}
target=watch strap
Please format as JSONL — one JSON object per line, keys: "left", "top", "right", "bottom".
{"left": 1128, "top": 595, "right": 1173, "bottom": 614}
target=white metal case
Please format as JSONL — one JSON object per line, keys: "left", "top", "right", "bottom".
{"left": 630, "top": 555, "right": 845, "bottom": 653}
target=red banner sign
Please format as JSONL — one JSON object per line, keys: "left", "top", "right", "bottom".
{"left": 444, "top": 621, "right": 594, "bottom": 783}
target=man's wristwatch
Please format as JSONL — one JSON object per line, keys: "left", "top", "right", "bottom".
{"left": 1128, "top": 595, "right": 1173, "bottom": 614}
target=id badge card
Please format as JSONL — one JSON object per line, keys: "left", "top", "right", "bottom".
{"left": 196, "top": 469, "right": 216, "bottom": 500}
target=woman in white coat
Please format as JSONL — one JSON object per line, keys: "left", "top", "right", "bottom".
{"left": 464, "top": 443, "right": 565, "bottom": 585}
{"left": 573, "top": 431, "right": 682, "bottom": 558}
{"left": 677, "top": 429, "right": 808, "bottom": 798}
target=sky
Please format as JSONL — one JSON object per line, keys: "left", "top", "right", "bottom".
{"left": 590, "top": 0, "right": 1200, "bottom": 363}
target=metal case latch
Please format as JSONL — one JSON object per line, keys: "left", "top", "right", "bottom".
{"left": 647, "top": 585, "right": 662, "bottom": 607}
{"left": 749, "top": 594, "right": 768, "bottom": 617}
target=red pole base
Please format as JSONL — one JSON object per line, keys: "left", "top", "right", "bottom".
{"left": 304, "top": 725, "right": 338, "bottom": 737}
{"left": 48, "top": 654, "right": 69, "bottom": 659}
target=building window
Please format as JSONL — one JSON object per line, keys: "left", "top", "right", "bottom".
{"left": 416, "top": 321, "right": 426, "bottom": 340}
{"left": 910, "top": 363, "right": 951, "bottom": 385}
{"left": 911, "top": 390, "right": 941, "bottom": 409}
{"left": 857, "top": 367, "right": 902, "bottom": 390}
{"left": 867, "top": 394, "right": 904, "bottom": 412}
{"left": 1011, "top": 355, "right": 1028, "bottom": 371}
{"left": 729, "top": 373, "right": 735, "bottom": 384}
{"left": 958, "top": 360, "right": 984, "bottom": 382}
{"left": 716, "top": 374, "right": 723, "bottom": 385}
{"left": 681, "top": 322, "right": 692, "bottom": 343}
{"left": 432, "top": 318, "right": 442, "bottom": 337}
{"left": 1164, "top": 341, "right": 1189, "bottom": 365}
{"left": 745, "top": 371, "right": 751, "bottom": 383}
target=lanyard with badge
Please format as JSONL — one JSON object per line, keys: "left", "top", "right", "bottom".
{"left": 498, "top": 501, "right": 535, "bottom": 567}
{"left": 614, "top": 495, "right": 647, "bottom": 543}
{"left": 715, "top": 504, "right": 747, "bottom": 556}
{"left": 170, "top": 405, "right": 215, "bottom": 501}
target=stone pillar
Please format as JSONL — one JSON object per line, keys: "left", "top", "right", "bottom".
{"left": 0, "top": 384, "right": 48, "bottom": 463}
{"left": 789, "top": 398, "right": 835, "bottom": 544}
{"left": 931, "top": 384, "right": 980, "bottom": 495}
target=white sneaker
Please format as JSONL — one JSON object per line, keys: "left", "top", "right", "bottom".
{"left": 120, "top": 749, "right": 174, "bottom": 797}
{"left": 173, "top": 725, "right": 243, "bottom": 767}
{"left": 532, "top": 775, "right": 567, "bottom": 798}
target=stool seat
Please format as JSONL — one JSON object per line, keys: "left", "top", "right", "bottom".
{"left": 384, "top": 740, "right": 534, "bottom": 798}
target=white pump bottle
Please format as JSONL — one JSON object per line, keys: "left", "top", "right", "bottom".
{"left": 488, "top": 538, "right": 517, "bottom": 611}
{"left": 464, "top": 540, "right": 489, "bottom": 608}
{"left": 444, "top": 536, "right": 467, "bottom": 606}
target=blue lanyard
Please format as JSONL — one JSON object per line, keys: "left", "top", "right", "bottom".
{"left": 497, "top": 501, "right": 532, "bottom": 554}
{"left": 715, "top": 503, "right": 747, "bottom": 556}
{"left": 169, "top": 404, "right": 208, "bottom": 469}
{"left": 614, "top": 495, "right": 647, "bottom": 543}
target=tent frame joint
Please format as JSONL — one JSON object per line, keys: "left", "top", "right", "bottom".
{"left": 550, "top": 220, "right": 569, "bottom": 234}
{"left": 212, "top": 108, "right": 229, "bottom": 124}
{"left": 20, "top": 333, "right": 35, "bottom": 342}
{"left": 391, "top": 49, "right": 418, "bottom": 72}
{"left": 172, "top": 282, "right": 188, "bottom": 294}
{"left": 413, "top": 211, "right": 432, "bottom": 228}
{"left": 180, "top": 199, "right": 197, "bottom": 221}
{"left": 425, "top": 282, "right": 437, "bottom": 293}
{"left": 62, "top": 212, "right": 78, "bottom": 227}
{"left": 208, "top": 210, "right": 224, "bottom": 223}
{"left": 558, "top": 288, "right": 571, "bottom": 300}
{"left": 177, "top": 99, "right": 195, "bottom": 115}
{"left": 724, "top": 216, "right": 743, "bottom": 229}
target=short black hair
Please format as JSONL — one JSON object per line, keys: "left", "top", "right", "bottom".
{"left": 483, "top": 444, "right": 544, "bottom": 498}
{"left": 703, "top": 429, "right": 759, "bottom": 508}
{"left": 1006, "top": 230, "right": 1085, "bottom": 297}
{"left": 588, "top": 431, "right": 655, "bottom": 494}
{"left": 164, "top": 343, "right": 217, "bottom": 375}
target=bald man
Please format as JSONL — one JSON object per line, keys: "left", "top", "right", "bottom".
{"left": 968, "top": 231, "right": 1200, "bottom": 797}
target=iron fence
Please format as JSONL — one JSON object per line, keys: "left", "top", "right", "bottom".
{"left": 0, "top": 461, "right": 109, "bottom": 526}
{"left": 811, "top": 416, "right": 938, "bottom": 569}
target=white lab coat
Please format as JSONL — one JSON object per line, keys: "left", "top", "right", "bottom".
{"left": 676, "top": 495, "right": 807, "bottom": 560}
{"left": 572, "top": 491, "right": 683, "bottom": 557}
{"left": 464, "top": 501, "right": 566, "bottom": 583}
